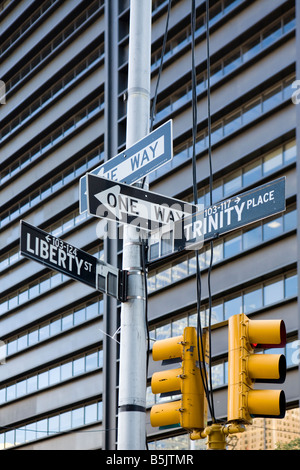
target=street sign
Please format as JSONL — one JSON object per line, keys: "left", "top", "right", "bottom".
{"left": 20, "top": 220, "right": 126, "bottom": 301}
{"left": 86, "top": 173, "right": 200, "bottom": 232}
{"left": 79, "top": 119, "right": 173, "bottom": 213}
{"left": 148, "top": 177, "right": 286, "bottom": 261}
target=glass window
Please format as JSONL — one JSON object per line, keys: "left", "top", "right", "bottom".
{"left": 171, "top": 259, "right": 188, "bottom": 282}
{"left": 284, "top": 209, "right": 296, "bottom": 232}
{"left": 27, "top": 375, "right": 38, "bottom": 394}
{"left": 283, "top": 140, "right": 296, "bottom": 164}
{"left": 85, "top": 403, "right": 98, "bottom": 424}
{"left": 7, "top": 340, "right": 17, "bottom": 356}
{"left": 60, "top": 411, "right": 72, "bottom": 432}
{"left": 211, "top": 123, "right": 223, "bottom": 144}
{"left": 50, "top": 318, "right": 61, "bottom": 336}
{"left": 244, "top": 287, "right": 263, "bottom": 314}
{"left": 15, "top": 428, "right": 25, "bottom": 446}
{"left": 264, "top": 279, "right": 284, "bottom": 306}
{"left": 72, "top": 407, "right": 84, "bottom": 428}
{"left": 74, "top": 307, "right": 85, "bottom": 325}
{"left": 210, "top": 182, "right": 223, "bottom": 205}
{"left": 243, "top": 99, "right": 261, "bottom": 125}
{"left": 188, "top": 255, "right": 197, "bottom": 275}
{"left": 156, "top": 323, "right": 171, "bottom": 340}
{"left": 38, "top": 371, "right": 49, "bottom": 389}
{"left": 211, "top": 303, "right": 223, "bottom": 324}
{"left": 263, "top": 85, "right": 282, "bottom": 113}
{"left": 188, "top": 313, "right": 197, "bottom": 328}
{"left": 211, "top": 63, "right": 223, "bottom": 84}
{"left": 161, "top": 231, "right": 173, "bottom": 256}
{"left": 224, "top": 233, "right": 242, "bottom": 258}
{"left": 263, "top": 216, "right": 283, "bottom": 240}
{"left": 156, "top": 267, "right": 171, "bottom": 289}
{"left": 283, "top": 12, "right": 296, "bottom": 33}
{"left": 212, "top": 363, "right": 224, "bottom": 388}
{"left": 223, "top": 51, "right": 242, "bottom": 75}
{"left": 61, "top": 361, "right": 73, "bottom": 381}
{"left": 243, "top": 159, "right": 262, "bottom": 187}
{"left": 40, "top": 276, "right": 50, "bottom": 293}
{"left": 171, "top": 317, "right": 187, "bottom": 337}
{"left": 62, "top": 313, "right": 73, "bottom": 330}
{"left": 16, "top": 380, "right": 26, "bottom": 397}
{"left": 243, "top": 225, "right": 262, "bottom": 250}
{"left": 243, "top": 37, "right": 261, "bottom": 62}
{"left": 224, "top": 296, "right": 242, "bottom": 319}
{"left": 19, "top": 287, "right": 28, "bottom": 304}
{"left": 98, "top": 350, "right": 103, "bottom": 368}
{"left": 39, "top": 324, "right": 50, "bottom": 341}
{"left": 25, "top": 423, "right": 36, "bottom": 442}
{"left": 86, "top": 302, "right": 98, "bottom": 320}
{"left": 263, "top": 148, "right": 283, "bottom": 175}
{"left": 48, "top": 415, "right": 59, "bottom": 435}
{"left": 28, "top": 329, "right": 38, "bottom": 346}
{"left": 36, "top": 419, "right": 48, "bottom": 440}
{"left": 224, "top": 112, "right": 242, "bottom": 135}
{"left": 49, "top": 366, "right": 60, "bottom": 385}
{"left": 224, "top": 170, "right": 242, "bottom": 196}
{"left": 73, "top": 357, "right": 85, "bottom": 376}
{"left": 262, "top": 23, "right": 281, "bottom": 49}
{"left": 5, "top": 429, "right": 15, "bottom": 448}
{"left": 285, "top": 274, "right": 297, "bottom": 298}
{"left": 6, "top": 384, "right": 16, "bottom": 401}
{"left": 213, "top": 241, "right": 223, "bottom": 264}
{"left": 85, "top": 352, "right": 98, "bottom": 372}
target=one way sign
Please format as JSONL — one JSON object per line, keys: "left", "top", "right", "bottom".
{"left": 86, "top": 174, "right": 201, "bottom": 234}
{"left": 80, "top": 120, "right": 173, "bottom": 213}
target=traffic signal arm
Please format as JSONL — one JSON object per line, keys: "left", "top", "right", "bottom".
{"left": 150, "top": 327, "right": 208, "bottom": 434}
{"left": 227, "top": 313, "right": 286, "bottom": 424}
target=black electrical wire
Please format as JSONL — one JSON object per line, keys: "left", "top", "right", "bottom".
{"left": 191, "top": 0, "right": 215, "bottom": 422}
{"left": 143, "top": 2, "right": 172, "bottom": 448}
{"left": 205, "top": 0, "right": 216, "bottom": 423}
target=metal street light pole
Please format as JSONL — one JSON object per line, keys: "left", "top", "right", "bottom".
{"left": 117, "top": 0, "right": 152, "bottom": 450}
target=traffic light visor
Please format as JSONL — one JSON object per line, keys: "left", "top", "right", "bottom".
{"left": 248, "top": 319, "right": 286, "bottom": 349}
{"left": 248, "top": 389, "right": 286, "bottom": 419}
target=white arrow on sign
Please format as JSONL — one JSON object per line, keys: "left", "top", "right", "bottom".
{"left": 94, "top": 184, "right": 193, "bottom": 228}
{"left": 87, "top": 174, "right": 199, "bottom": 231}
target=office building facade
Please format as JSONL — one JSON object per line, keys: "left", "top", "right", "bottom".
{"left": 0, "top": 0, "right": 299, "bottom": 450}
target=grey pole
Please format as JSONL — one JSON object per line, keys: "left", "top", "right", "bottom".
{"left": 117, "top": 0, "right": 152, "bottom": 450}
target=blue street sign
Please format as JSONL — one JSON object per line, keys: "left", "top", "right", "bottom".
{"left": 79, "top": 120, "right": 173, "bottom": 213}
{"left": 148, "top": 177, "right": 286, "bottom": 262}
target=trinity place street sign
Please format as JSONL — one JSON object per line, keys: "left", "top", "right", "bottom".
{"left": 148, "top": 177, "right": 286, "bottom": 261}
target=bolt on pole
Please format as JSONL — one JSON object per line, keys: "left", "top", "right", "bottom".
{"left": 117, "top": 0, "right": 152, "bottom": 450}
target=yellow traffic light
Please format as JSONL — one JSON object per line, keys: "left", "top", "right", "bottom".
{"left": 150, "top": 327, "right": 208, "bottom": 434}
{"left": 227, "top": 313, "right": 286, "bottom": 425}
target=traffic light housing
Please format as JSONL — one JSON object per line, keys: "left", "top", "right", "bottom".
{"left": 227, "top": 313, "right": 286, "bottom": 424}
{"left": 150, "top": 327, "right": 208, "bottom": 434}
